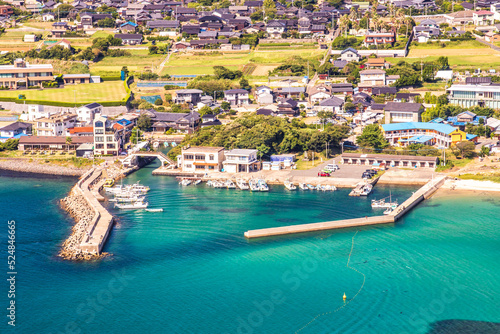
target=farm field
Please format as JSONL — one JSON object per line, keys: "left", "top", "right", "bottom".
{"left": 0, "top": 81, "right": 127, "bottom": 104}
{"left": 407, "top": 47, "right": 497, "bottom": 57}
{"left": 410, "top": 40, "right": 488, "bottom": 49}
{"left": 160, "top": 49, "right": 326, "bottom": 76}
{"left": 89, "top": 49, "right": 166, "bottom": 76}
{"left": 387, "top": 53, "right": 500, "bottom": 70}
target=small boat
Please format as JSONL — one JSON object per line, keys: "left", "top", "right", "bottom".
{"left": 236, "top": 179, "right": 249, "bottom": 190}
{"left": 323, "top": 185, "right": 336, "bottom": 191}
{"left": 103, "top": 179, "right": 114, "bottom": 188}
{"left": 371, "top": 192, "right": 397, "bottom": 208}
{"left": 145, "top": 208, "right": 163, "bottom": 212}
{"left": 298, "top": 183, "right": 308, "bottom": 190}
{"left": 226, "top": 179, "right": 237, "bottom": 189}
{"left": 180, "top": 179, "right": 192, "bottom": 186}
{"left": 307, "top": 184, "right": 315, "bottom": 190}
{"left": 129, "top": 182, "right": 150, "bottom": 193}
{"left": 284, "top": 181, "right": 297, "bottom": 191}
{"left": 206, "top": 180, "right": 213, "bottom": 187}
{"left": 105, "top": 185, "right": 125, "bottom": 194}
{"left": 213, "top": 180, "right": 225, "bottom": 188}
{"left": 109, "top": 196, "right": 145, "bottom": 203}
{"left": 315, "top": 185, "right": 323, "bottom": 191}
{"left": 383, "top": 207, "right": 393, "bottom": 215}
{"left": 249, "top": 179, "right": 260, "bottom": 192}
{"left": 194, "top": 179, "right": 202, "bottom": 185}
{"left": 115, "top": 201, "right": 148, "bottom": 209}
{"left": 360, "top": 183, "right": 373, "bottom": 196}
{"left": 258, "top": 179, "right": 269, "bottom": 192}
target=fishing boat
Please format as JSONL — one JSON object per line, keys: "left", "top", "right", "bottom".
{"left": 371, "top": 192, "right": 398, "bottom": 208}
{"left": 103, "top": 179, "right": 115, "bottom": 188}
{"left": 109, "top": 195, "right": 145, "bottom": 203}
{"left": 226, "top": 179, "right": 236, "bottom": 189}
{"left": 145, "top": 208, "right": 163, "bottom": 212}
{"left": 194, "top": 179, "right": 202, "bottom": 185}
{"left": 129, "top": 182, "right": 150, "bottom": 193}
{"left": 115, "top": 201, "right": 149, "bottom": 209}
{"left": 249, "top": 179, "right": 260, "bottom": 192}
{"left": 213, "top": 180, "right": 225, "bottom": 188}
{"left": 307, "top": 184, "right": 315, "bottom": 190}
{"left": 359, "top": 183, "right": 373, "bottom": 196}
{"left": 105, "top": 185, "right": 126, "bottom": 194}
{"left": 258, "top": 179, "right": 269, "bottom": 192}
{"left": 236, "top": 179, "right": 249, "bottom": 190}
{"left": 179, "top": 179, "right": 192, "bottom": 186}
{"left": 298, "top": 183, "right": 308, "bottom": 190}
{"left": 383, "top": 207, "right": 393, "bottom": 215}
{"left": 284, "top": 181, "right": 297, "bottom": 191}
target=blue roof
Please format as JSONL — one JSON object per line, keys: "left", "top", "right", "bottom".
{"left": 400, "top": 135, "right": 435, "bottom": 143}
{"left": 428, "top": 117, "right": 444, "bottom": 123}
{"left": 121, "top": 21, "right": 138, "bottom": 27}
{"left": 381, "top": 122, "right": 458, "bottom": 135}
{"left": 116, "top": 119, "right": 132, "bottom": 126}
{"left": 466, "top": 134, "right": 477, "bottom": 140}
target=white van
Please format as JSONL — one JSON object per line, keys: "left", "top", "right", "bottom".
{"left": 325, "top": 164, "right": 339, "bottom": 172}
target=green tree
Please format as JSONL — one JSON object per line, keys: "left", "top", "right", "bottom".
{"left": 356, "top": 124, "right": 389, "bottom": 150}
{"left": 154, "top": 98, "right": 163, "bottom": 106}
{"left": 137, "top": 115, "right": 151, "bottom": 131}
{"left": 221, "top": 101, "right": 231, "bottom": 111}
{"left": 198, "top": 106, "right": 214, "bottom": 116}
{"left": 239, "top": 78, "right": 250, "bottom": 90}
{"left": 148, "top": 45, "right": 158, "bottom": 55}
{"left": 130, "top": 127, "right": 143, "bottom": 144}
{"left": 479, "top": 145, "right": 490, "bottom": 157}
{"left": 452, "top": 141, "right": 475, "bottom": 159}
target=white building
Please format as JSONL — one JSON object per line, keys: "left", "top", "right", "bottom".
{"left": 76, "top": 102, "right": 102, "bottom": 125}
{"left": 223, "top": 149, "right": 260, "bottom": 173}
{"left": 359, "top": 69, "right": 386, "bottom": 86}
{"left": 19, "top": 105, "right": 56, "bottom": 122}
{"left": 35, "top": 113, "right": 77, "bottom": 136}
{"left": 177, "top": 146, "right": 225, "bottom": 173}
{"left": 223, "top": 89, "right": 249, "bottom": 106}
{"left": 93, "top": 115, "right": 122, "bottom": 156}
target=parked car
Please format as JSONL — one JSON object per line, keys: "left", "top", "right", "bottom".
{"left": 324, "top": 164, "right": 339, "bottom": 172}
{"left": 318, "top": 171, "right": 331, "bottom": 177}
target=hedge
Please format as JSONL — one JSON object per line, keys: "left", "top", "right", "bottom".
{"left": 259, "top": 43, "right": 290, "bottom": 46}
{"left": 100, "top": 76, "right": 122, "bottom": 81}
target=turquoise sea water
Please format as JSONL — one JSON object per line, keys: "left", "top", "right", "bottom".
{"left": 0, "top": 161, "right": 499, "bottom": 334}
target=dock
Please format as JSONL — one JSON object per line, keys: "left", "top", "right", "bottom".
{"left": 244, "top": 175, "right": 447, "bottom": 239}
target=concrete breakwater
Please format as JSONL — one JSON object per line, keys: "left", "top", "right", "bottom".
{"left": 59, "top": 163, "right": 136, "bottom": 260}
{"left": 0, "top": 158, "right": 89, "bottom": 176}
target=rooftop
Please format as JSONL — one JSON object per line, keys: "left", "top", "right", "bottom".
{"left": 183, "top": 146, "right": 225, "bottom": 153}
{"left": 381, "top": 122, "right": 458, "bottom": 134}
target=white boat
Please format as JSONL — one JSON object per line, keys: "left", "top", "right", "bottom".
{"left": 249, "top": 179, "right": 260, "bottom": 192}
{"left": 206, "top": 180, "right": 213, "bottom": 187}
{"left": 298, "top": 183, "right": 308, "bottom": 190}
{"left": 145, "top": 208, "right": 163, "bottom": 212}
{"left": 109, "top": 196, "right": 145, "bottom": 203}
{"left": 258, "top": 179, "right": 269, "bottom": 192}
{"left": 360, "top": 183, "right": 373, "bottom": 196}
{"left": 213, "top": 180, "right": 225, "bottom": 188}
{"left": 307, "top": 184, "right": 315, "bottom": 190}
{"left": 323, "top": 185, "right": 337, "bottom": 191}
{"left": 180, "top": 179, "right": 192, "bottom": 186}
{"left": 383, "top": 207, "right": 394, "bottom": 215}
{"left": 128, "top": 182, "right": 150, "bottom": 193}
{"left": 371, "top": 193, "right": 398, "bottom": 208}
{"left": 194, "top": 180, "right": 202, "bottom": 185}
{"left": 236, "top": 179, "right": 249, "bottom": 190}
{"left": 115, "top": 201, "right": 149, "bottom": 209}
{"left": 226, "top": 179, "right": 236, "bottom": 189}
{"left": 284, "top": 181, "right": 297, "bottom": 191}
{"left": 105, "top": 185, "right": 126, "bottom": 194}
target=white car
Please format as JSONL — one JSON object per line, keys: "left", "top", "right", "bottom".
{"left": 325, "top": 164, "right": 339, "bottom": 172}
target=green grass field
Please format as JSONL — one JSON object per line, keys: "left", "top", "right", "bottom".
{"left": 411, "top": 40, "right": 487, "bottom": 49}
{"left": 386, "top": 54, "right": 500, "bottom": 70}
{"left": 160, "top": 49, "right": 326, "bottom": 76}
{"left": 0, "top": 81, "right": 127, "bottom": 104}
{"left": 89, "top": 49, "right": 166, "bottom": 76}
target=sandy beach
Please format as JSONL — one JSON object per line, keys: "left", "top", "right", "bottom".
{"left": 441, "top": 179, "right": 500, "bottom": 192}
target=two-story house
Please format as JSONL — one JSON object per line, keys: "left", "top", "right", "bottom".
{"left": 76, "top": 102, "right": 102, "bottom": 125}
{"left": 339, "top": 47, "right": 361, "bottom": 62}
{"left": 384, "top": 102, "right": 424, "bottom": 124}
{"left": 266, "top": 20, "right": 286, "bottom": 38}
{"left": 359, "top": 69, "right": 386, "bottom": 86}
{"left": 35, "top": 113, "right": 78, "bottom": 136}
{"left": 0, "top": 121, "right": 32, "bottom": 140}
{"left": 364, "top": 31, "right": 396, "bottom": 47}
{"left": 147, "top": 110, "right": 201, "bottom": 134}
{"left": 224, "top": 89, "right": 249, "bottom": 106}
{"left": 174, "top": 89, "right": 203, "bottom": 104}
{"left": 223, "top": 149, "right": 260, "bottom": 173}
{"left": 473, "top": 10, "right": 494, "bottom": 26}
{"left": 177, "top": 146, "right": 225, "bottom": 173}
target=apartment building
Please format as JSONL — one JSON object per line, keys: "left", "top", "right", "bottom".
{"left": 223, "top": 149, "right": 260, "bottom": 173}
{"left": 93, "top": 115, "right": 122, "bottom": 156}
{"left": 447, "top": 83, "right": 500, "bottom": 109}
{"left": 76, "top": 102, "right": 102, "bottom": 125}
{"left": 0, "top": 59, "right": 54, "bottom": 89}
{"left": 35, "top": 113, "right": 77, "bottom": 136}
{"left": 364, "top": 31, "right": 396, "bottom": 47}
{"left": 177, "top": 146, "right": 225, "bottom": 173}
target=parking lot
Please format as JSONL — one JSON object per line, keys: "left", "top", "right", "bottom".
{"left": 290, "top": 157, "right": 370, "bottom": 180}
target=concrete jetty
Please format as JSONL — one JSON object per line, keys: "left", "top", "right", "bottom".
{"left": 244, "top": 176, "right": 447, "bottom": 239}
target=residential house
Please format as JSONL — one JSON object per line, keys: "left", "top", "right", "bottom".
{"left": 51, "top": 22, "right": 69, "bottom": 37}
{"left": 443, "top": 10, "right": 474, "bottom": 25}
{"left": 364, "top": 31, "right": 396, "bottom": 47}
{"left": 174, "top": 89, "right": 203, "bottom": 104}
{"left": 473, "top": 10, "right": 494, "bottom": 25}
{"left": 69, "top": 126, "right": 93, "bottom": 137}
{"left": 266, "top": 20, "right": 286, "bottom": 38}
{"left": 276, "top": 98, "right": 299, "bottom": 116}
{"left": 146, "top": 20, "right": 179, "bottom": 31}
{"left": 115, "top": 33, "right": 143, "bottom": 45}
{"left": 365, "top": 58, "right": 391, "bottom": 69}
{"left": 317, "top": 96, "right": 344, "bottom": 113}
{"left": 447, "top": 83, "right": 500, "bottom": 108}
{"left": 224, "top": 89, "right": 249, "bottom": 106}
{"left": 0, "top": 121, "right": 31, "bottom": 140}
{"left": 394, "top": 93, "right": 420, "bottom": 103}
{"left": 339, "top": 47, "right": 361, "bottom": 62}
{"left": 359, "top": 69, "right": 386, "bottom": 86}
{"left": 223, "top": 149, "right": 260, "bottom": 173}
{"left": 35, "top": 113, "right": 77, "bottom": 136}
{"left": 42, "top": 12, "right": 55, "bottom": 21}
{"left": 146, "top": 110, "right": 201, "bottom": 134}
{"left": 309, "top": 85, "right": 332, "bottom": 104}
{"left": 200, "top": 114, "right": 222, "bottom": 128}
{"left": 93, "top": 115, "right": 123, "bottom": 156}
{"left": 177, "top": 146, "right": 225, "bottom": 173}
{"left": 120, "top": 21, "right": 138, "bottom": 32}
{"left": 274, "top": 87, "right": 305, "bottom": 99}
{"left": 384, "top": 102, "right": 424, "bottom": 124}
{"left": 381, "top": 122, "right": 476, "bottom": 148}
{"left": 62, "top": 73, "right": 91, "bottom": 85}
{"left": 76, "top": 103, "right": 102, "bottom": 125}
{"left": 330, "top": 83, "right": 354, "bottom": 95}
{"left": 446, "top": 111, "right": 487, "bottom": 130}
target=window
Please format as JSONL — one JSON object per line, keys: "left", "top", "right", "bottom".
{"left": 95, "top": 129, "right": 103, "bottom": 134}
{"left": 95, "top": 121, "right": 103, "bottom": 128}
{"left": 184, "top": 154, "right": 194, "bottom": 160}
{"left": 195, "top": 165, "right": 205, "bottom": 169}
{"left": 195, "top": 154, "right": 205, "bottom": 160}
{"left": 106, "top": 136, "right": 113, "bottom": 142}
{"left": 95, "top": 136, "right": 104, "bottom": 142}
{"left": 209, "top": 154, "right": 214, "bottom": 161}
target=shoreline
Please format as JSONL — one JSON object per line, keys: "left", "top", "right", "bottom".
{"left": 440, "top": 179, "right": 500, "bottom": 193}
{"left": 0, "top": 158, "right": 89, "bottom": 177}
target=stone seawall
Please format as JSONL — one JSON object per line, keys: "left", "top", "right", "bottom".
{"left": 0, "top": 158, "right": 88, "bottom": 176}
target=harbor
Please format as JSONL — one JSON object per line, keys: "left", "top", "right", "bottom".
{"left": 244, "top": 176, "right": 447, "bottom": 239}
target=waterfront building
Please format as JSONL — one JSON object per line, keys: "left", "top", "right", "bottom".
{"left": 18, "top": 135, "right": 92, "bottom": 151}
{"left": 340, "top": 153, "right": 438, "bottom": 168}
{"left": 177, "top": 146, "right": 225, "bottom": 173}
{"left": 69, "top": 126, "right": 93, "bottom": 137}
{"left": 381, "top": 122, "right": 476, "bottom": 148}
{"left": 447, "top": 83, "right": 500, "bottom": 108}
{"left": 0, "top": 58, "right": 53, "bottom": 89}
{"left": 35, "top": 113, "right": 77, "bottom": 136}
{"left": 93, "top": 115, "right": 123, "bottom": 156}
{"left": 223, "top": 149, "right": 260, "bottom": 173}
{"left": 0, "top": 121, "right": 31, "bottom": 141}
{"left": 384, "top": 102, "right": 424, "bottom": 124}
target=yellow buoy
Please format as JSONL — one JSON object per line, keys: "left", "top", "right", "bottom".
{"left": 343, "top": 293, "right": 346, "bottom": 301}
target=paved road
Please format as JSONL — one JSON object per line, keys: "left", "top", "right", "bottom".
{"left": 475, "top": 37, "right": 500, "bottom": 52}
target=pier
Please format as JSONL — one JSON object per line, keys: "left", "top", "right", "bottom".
{"left": 244, "top": 176, "right": 447, "bottom": 239}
